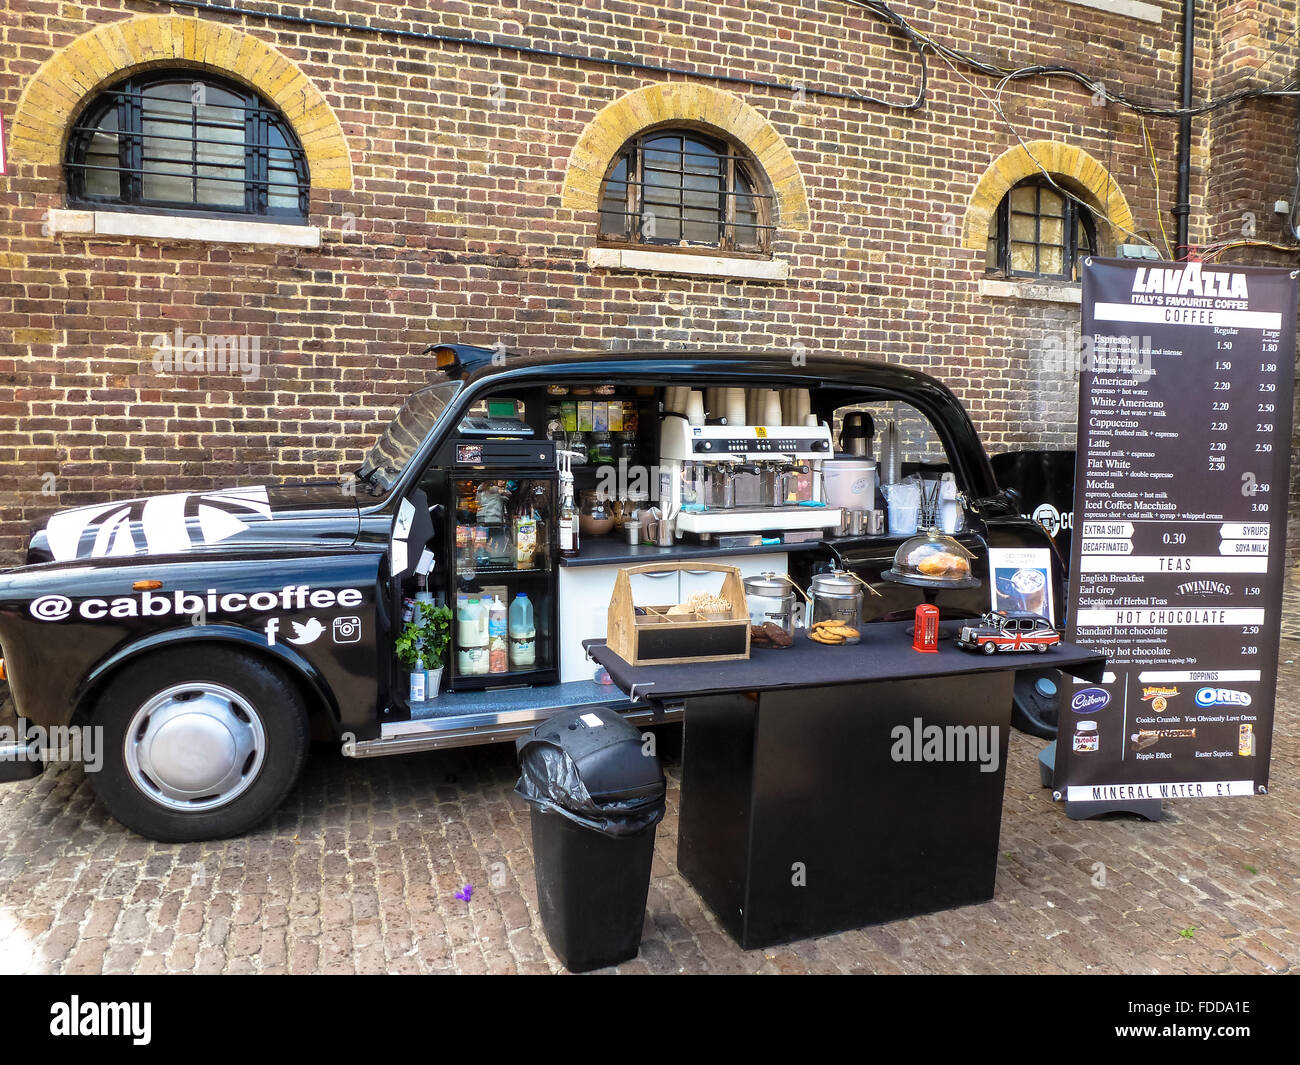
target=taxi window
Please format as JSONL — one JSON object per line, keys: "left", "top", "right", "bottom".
{"left": 831, "top": 399, "right": 951, "bottom": 474}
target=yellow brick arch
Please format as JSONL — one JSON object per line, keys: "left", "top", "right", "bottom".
{"left": 962, "top": 141, "right": 1134, "bottom": 251}
{"left": 561, "top": 83, "right": 810, "bottom": 232}
{"left": 8, "top": 15, "right": 352, "bottom": 190}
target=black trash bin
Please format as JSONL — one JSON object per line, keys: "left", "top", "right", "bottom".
{"left": 515, "top": 706, "right": 666, "bottom": 973}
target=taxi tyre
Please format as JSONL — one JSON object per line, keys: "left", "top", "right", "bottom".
{"left": 983, "top": 641, "right": 997, "bottom": 655}
{"left": 88, "top": 647, "right": 310, "bottom": 842}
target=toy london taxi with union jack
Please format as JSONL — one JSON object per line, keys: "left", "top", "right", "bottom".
{"left": 957, "top": 610, "right": 1061, "bottom": 655}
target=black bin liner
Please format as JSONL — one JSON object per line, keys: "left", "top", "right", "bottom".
{"left": 515, "top": 706, "right": 666, "bottom": 972}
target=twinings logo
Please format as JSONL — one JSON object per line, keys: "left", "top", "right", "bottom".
{"left": 1131, "top": 263, "right": 1248, "bottom": 299}
{"left": 1176, "top": 580, "right": 1232, "bottom": 597}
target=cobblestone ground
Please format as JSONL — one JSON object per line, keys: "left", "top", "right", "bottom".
{"left": 1, "top": 639, "right": 1298, "bottom": 974}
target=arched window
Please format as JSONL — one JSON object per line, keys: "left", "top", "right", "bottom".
{"left": 986, "top": 177, "right": 1097, "bottom": 280}
{"left": 597, "top": 129, "right": 772, "bottom": 254}
{"left": 64, "top": 72, "right": 309, "bottom": 219}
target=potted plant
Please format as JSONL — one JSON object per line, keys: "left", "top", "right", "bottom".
{"left": 395, "top": 602, "right": 453, "bottom": 702}
{"left": 417, "top": 602, "right": 452, "bottom": 698}
{"left": 395, "top": 616, "right": 428, "bottom": 703}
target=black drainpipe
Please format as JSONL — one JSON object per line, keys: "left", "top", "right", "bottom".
{"left": 1174, "top": 0, "right": 1196, "bottom": 261}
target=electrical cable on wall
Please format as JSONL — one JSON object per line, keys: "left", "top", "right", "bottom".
{"left": 138, "top": 0, "right": 1300, "bottom": 259}
{"left": 146, "top": 0, "right": 1300, "bottom": 121}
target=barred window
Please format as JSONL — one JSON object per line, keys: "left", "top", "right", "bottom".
{"left": 64, "top": 72, "right": 309, "bottom": 219}
{"left": 598, "top": 129, "right": 773, "bottom": 254}
{"left": 986, "top": 178, "right": 1097, "bottom": 280}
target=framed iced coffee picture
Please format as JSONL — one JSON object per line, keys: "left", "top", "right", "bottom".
{"left": 988, "top": 547, "right": 1055, "bottom": 623}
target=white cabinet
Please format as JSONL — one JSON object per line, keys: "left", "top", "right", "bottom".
{"left": 557, "top": 552, "right": 788, "bottom": 682}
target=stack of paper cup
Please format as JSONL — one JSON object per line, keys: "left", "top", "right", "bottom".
{"left": 724, "top": 388, "right": 746, "bottom": 426}
{"left": 705, "top": 388, "right": 721, "bottom": 420}
{"left": 793, "top": 389, "right": 811, "bottom": 424}
{"left": 763, "top": 390, "right": 783, "bottom": 427}
{"left": 685, "top": 390, "right": 706, "bottom": 426}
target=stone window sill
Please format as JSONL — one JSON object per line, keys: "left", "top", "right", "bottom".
{"left": 979, "top": 277, "right": 1083, "bottom": 305}
{"left": 587, "top": 246, "right": 788, "bottom": 281}
{"left": 47, "top": 209, "right": 321, "bottom": 248}
{"left": 1063, "top": 0, "right": 1161, "bottom": 24}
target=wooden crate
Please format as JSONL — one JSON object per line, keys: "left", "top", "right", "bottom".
{"left": 606, "top": 561, "right": 751, "bottom": 666}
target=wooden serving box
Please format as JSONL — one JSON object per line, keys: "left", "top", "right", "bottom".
{"left": 606, "top": 561, "right": 751, "bottom": 666}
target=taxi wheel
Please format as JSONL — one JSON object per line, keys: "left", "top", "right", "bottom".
{"left": 983, "top": 641, "right": 997, "bottom": 655}
{"left": 88, "top": 647, "right": 309, "bottom": 842}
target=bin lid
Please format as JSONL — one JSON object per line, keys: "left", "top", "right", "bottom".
{"left": 523, "top": 705, "right": 664, "bottom": 804}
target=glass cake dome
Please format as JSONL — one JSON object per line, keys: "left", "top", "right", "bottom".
{"left": 891, "top": 529, "right": 974, "bottom": 582}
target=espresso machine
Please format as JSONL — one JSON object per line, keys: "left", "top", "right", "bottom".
{"left": 658, "top": 415, "right": 843, "bottom": 537}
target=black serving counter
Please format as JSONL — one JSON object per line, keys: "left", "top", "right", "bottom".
{"left": 585, "top": 621, "right": 1104, "bottom": 697}
{"left": 584, "top": 627, "right": 1105, "bottom": 948}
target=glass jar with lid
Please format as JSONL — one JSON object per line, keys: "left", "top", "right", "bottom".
{"left": 808, "top": 570, "right": 864, "bottom": 643}
{"left": 743, "top": 572, "right": 799, "bottom": 644}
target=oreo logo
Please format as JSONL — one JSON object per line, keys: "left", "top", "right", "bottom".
{"left": 1071, "top": 687, "right": 1111, "bottom": 713}
{"left": 1195, "top": 687, "right": 1252, "bottom": 707}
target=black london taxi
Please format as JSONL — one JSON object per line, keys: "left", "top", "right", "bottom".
{"left": 0, "top": 345, "right": 1061, "bottom": 840}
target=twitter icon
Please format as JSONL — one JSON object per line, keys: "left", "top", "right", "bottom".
{"left": 265, "top": 617, "right": 325, "bottom": 646}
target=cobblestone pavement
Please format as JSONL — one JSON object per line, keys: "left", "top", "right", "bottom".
{"left": 1, "top": 645, "right": 1298, "bottom": 975}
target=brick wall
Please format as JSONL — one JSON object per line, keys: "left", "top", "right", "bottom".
{"left": 0, "top": 0, "right": 1295, "bottom": 562}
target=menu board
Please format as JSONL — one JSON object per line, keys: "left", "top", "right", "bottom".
{"left": 1057, "top": 257, "right": 1296, "bottom": 803}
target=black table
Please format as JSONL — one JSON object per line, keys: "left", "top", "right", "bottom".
{"left": 585, "top": 624, "right": 1105, "bottom": 949}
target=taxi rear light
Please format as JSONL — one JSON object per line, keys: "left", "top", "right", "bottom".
{"left": 0, "top": 659, "right": 6, "bottom": 681}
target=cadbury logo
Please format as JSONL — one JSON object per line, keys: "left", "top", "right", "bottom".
{"left": 1071, "top": 687, "right": 1111, "bottom": 713}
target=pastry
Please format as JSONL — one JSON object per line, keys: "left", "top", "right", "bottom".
{"left": 916, "top": 551, "right": 969, "bottom": 578}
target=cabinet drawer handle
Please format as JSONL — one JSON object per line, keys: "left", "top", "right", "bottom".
{"left": 635, "top": 571, "right": 676, "bottom": 579}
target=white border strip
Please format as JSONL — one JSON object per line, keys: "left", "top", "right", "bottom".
{"left": 1064, "top": 0, "right": 1162, "bottom": 24}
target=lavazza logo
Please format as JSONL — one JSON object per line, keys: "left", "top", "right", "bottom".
{"left": 30, "top": 584, "right": 363, "bottom": 622}
{"left": 1130, "top": 262, "right": 1249, "bottom": 298}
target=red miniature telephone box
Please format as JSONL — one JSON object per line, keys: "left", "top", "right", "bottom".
{"left": 913, "top": 604, "right": 939, "bottom": 653}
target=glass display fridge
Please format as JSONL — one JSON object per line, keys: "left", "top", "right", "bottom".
{"left": 446, "top": 439, "right": 559, "bottom": 691}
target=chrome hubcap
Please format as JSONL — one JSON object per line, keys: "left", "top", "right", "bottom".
{"left": 124, "top": 683, "right": 266, "bottom": 812}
